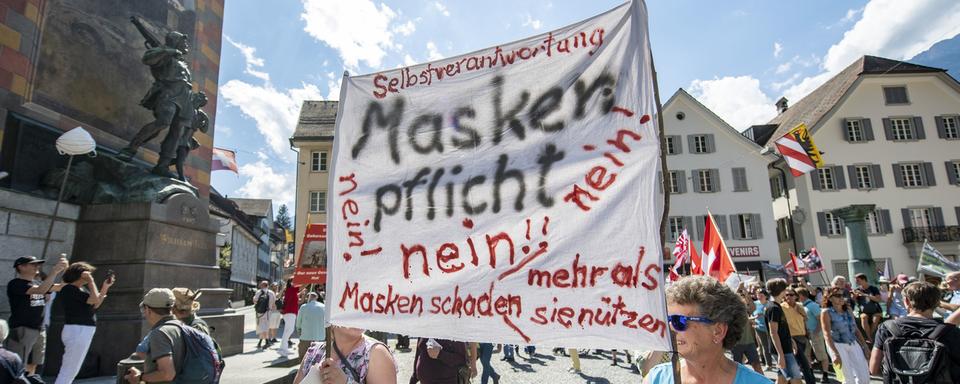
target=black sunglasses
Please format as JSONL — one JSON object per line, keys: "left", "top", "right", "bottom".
{"left": 667, "top": 314, "right": 714, "bottom": 331}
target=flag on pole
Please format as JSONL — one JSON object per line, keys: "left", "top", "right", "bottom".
{"left": 801, "top": 248, "right": 825, "bottom": 273}
{"left": 211, "top": 147, "right": 239, "bottom": 174}
{"left": 917, "top": 241, "right": 960, "bottom": 278}
{"left": 669, "top": 229, "right": 690, "bottom": 281}
{"left": 773, "top": 124, "right": 824, "bottom": 176}
{"left": 702, "top": 212, "right": 736, "bottom": 282}
{"left": 877, "top": 258, "right": 894, "bottom": 280}
{"left": 690, "top": 238, "right": 702, "bottom": 275}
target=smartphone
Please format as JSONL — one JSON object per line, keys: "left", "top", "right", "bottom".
{"left": 106, "top": 269, "right": 117, "bottom": 283}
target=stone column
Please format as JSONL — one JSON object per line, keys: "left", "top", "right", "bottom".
{"left": 832, "top": 204, "right": 877, "bottom": 283}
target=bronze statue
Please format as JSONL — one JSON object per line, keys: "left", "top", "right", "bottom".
{"left": 174, "top": 92, "right": 209, "bottom": 181}
{"left": 120, "top": 17, "right": 196, "bottom": 178}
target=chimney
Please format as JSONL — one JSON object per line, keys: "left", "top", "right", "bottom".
{"left": 775, "top": 97, "right": 789, "bottom": 114}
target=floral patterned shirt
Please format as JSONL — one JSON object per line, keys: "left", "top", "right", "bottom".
{"left": 299, "top": 336, "right": 396, "bottom": 383}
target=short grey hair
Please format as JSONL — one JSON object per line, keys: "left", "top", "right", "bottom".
{"left": 0, "top": 319, "right": 8, "bottom": 341}
{"left": 831, "top": 275, "right": 846, "bottom": 286}
{"left": 666, "top": 276, "right": 747, "bottom": 349}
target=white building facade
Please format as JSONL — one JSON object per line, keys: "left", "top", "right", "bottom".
{"left": 662, "top": 89, "right": 781, "bottom": 277}
{"left": 760, "top": 56, "right": 960, "bottom": 282}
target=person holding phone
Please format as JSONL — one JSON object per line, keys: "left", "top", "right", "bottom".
{"left": 53, "top": 262, "right": 114, "bottom": 384}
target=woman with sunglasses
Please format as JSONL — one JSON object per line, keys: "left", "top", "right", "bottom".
{"left": 820, "top": 287, "right": 870, "bottom": 384}
{"left": 644, "top": 276, "right": 769, "bottom": 384}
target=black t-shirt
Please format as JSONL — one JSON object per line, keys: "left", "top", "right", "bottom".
{"left": 874, "top": 316, "right": 960, "bottom": 382}
{"left": 855, "top": 285, "right": 882, "bottom": 313}
{"left": 765, "top": 301, "right": 795, "bottom": 355}
{"left": 6, "top": 278, "right": 46, "bottom": 329}
{"left": 57, "top": 284, "right": 96, "bottom": 326}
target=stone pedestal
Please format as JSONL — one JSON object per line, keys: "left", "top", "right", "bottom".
{"left": 43, "top": 193, "right": 243, "bottom": 377}
{"left": 833, "top": 204, "right": 878, "bottom": 284}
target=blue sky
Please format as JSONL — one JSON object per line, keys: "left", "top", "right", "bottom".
{"left": 210, "top": 0, "right": 960, "bottom": 214}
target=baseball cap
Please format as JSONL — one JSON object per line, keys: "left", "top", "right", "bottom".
{"left": 172, "top": 287, "right": 202, "bottom": 311}
{"left": 13, "top": 256, "right": 45, "bottom": 268}
{"left": 140, "top": 288, "right": 176, "bottom": 308}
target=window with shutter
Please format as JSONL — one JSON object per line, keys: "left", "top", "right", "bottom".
{"left": 866, "top": 210, "right": 882, "bottom": 235}
{"left": 883, "top": 86, "right": 909, "bottom": 104}
{"left": 845, "top": 119, "right": 864, "bottom": 142}
{"left": 668, "top": 171, "right": 681, "bottom": 194}
{"left": 668, "top": 217, "right": 685, "bottom": 241}
{"left": 948, "top": 161, "right": 960, "bottom": 185}
{"left": 692, "top": 135, "right": 709, "bottom": 153}
{"left": 818, "top": 168, "right": 835, "bottom": 190}
{"left": 941, "top": 116, "right": 959, "bottom": 139}
{"left": 890, "top": 118, "right": 914, "bottom": 140}
{"left": 899, "top": 163, "right": 924, "bottom": 187}
{"left": 732, "top": 168, "right": 748, "bottom": 192}
{"left": 854, "top": 165, "right": 873, "bottom": 189}
{"left": 824, "top": 212, "right": 843, "bottom": 236}
{"left": 697, "top": 169, "right": 712, "bottom": 192}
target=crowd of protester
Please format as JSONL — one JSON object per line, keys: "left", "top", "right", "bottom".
{"left": 6, "top": 252, "right": 960, "bottom": 384}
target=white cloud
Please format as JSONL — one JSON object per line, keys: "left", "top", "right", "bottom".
{"left": 394, "top": 20, "right": 416, "bottom": 36}
{"left": 434, "top": 1, "right": 450, "bottom": 17}
{"left": 224, "top": 35, "right": 270, "bottom": 81}
{"left": 426, "top": 41, "right": 444, "bottom": 61}
{"left": 841, "top": 8, "right": 862, "bottom": 24}
{"left": 403, "top": 54, "right": 417, "bottom": 66}
{"left": 522, "top": 14, "right": 543, "bottom": 30}
{"left": 822, "top": 0, "right": 960, "bottom": 73}
{"left": 687, "top": 76, "right": 777, "bottom": 131}
{"left": 773, "top": 42, "right": 783, "bottom": 58}
{"left": 781, "top": 0, "right": 960, "bottom": 102}
{"left": 220, "top": 80, "right": 323, "bottom": 157}
{"left": 301, "top": 0, "right": 400, "bottom": 69}
{"left": 235, "top": 160, "right": 295, "bottom": 208}
{"left": 775, "top": 61, "right": 791, "bottom": 74}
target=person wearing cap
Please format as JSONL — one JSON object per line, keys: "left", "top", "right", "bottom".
{"left": 5, "top": 255, "right": 68, "bottom": 375}
{"left": 124, "top": 288, "right": 186, "bottom": 384}
{"left": 886, "top": 274, "right": 908, "bottom": 319}
{"left": 172, "top": 288, "right": 209, "bottom": 335}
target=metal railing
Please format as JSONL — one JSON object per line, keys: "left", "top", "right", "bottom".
{"left": 902, "top": 226, "right": 960, "bottom": 243}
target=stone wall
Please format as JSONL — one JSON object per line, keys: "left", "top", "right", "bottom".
{"left": 0, "top": 187, "right": 78, "bottom": 317}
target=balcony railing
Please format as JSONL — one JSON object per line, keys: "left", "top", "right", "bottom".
{"left": 902, "top": 226, "right": 960, "bottom": 243}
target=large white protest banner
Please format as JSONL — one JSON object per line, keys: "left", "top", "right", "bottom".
{"left": 327, "top": 0, "right": 668, "bottom": 350}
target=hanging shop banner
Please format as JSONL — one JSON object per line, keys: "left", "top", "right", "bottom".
{"left": 293, "top": 223, "right": 327, "bottom": 284}
{"left": 326, "top": 0, "right": 668, "bottom": 350}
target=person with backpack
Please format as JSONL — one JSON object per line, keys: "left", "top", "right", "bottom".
{"left": 252, "top": 280, "right": 276, "bottom": 350}
{"left": 124, "top": 288, "right": 223, "bottom": 384}
{"left": 869, "top": 281, "right": 960, "bottom": 383}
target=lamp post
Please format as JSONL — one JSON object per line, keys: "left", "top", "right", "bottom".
{"left": 41, "top": 127, "right": 96, "bottom": 258}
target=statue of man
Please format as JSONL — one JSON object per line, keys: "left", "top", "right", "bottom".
{"left": 174, "top": 92, "right": 209, "bottom": 182}
{"left": 119, "top": 31, "right": 195, "bottom": 178}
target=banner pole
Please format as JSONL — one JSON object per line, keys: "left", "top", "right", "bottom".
{"left": 649, "top": 33, "right": 680, "bottom": 384}
{"left": 325, "top": 70, "right": 350, "bottom": 361}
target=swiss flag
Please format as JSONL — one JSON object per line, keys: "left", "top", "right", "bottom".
{"left": 689, "top": 240, "right": 702, "bottom": 275}
{"left": 702, "top": 212, "right": 736, "bottom": 282}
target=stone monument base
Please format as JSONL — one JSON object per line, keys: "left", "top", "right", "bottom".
{"left": 43, "top": 195, "right": 243, "bottom": 377}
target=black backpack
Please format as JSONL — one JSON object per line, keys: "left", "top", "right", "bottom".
{"left": 255, "top": 289, "right": 269, "bottom": 314}
{"left": 882, "top": 320, "right": 953, "bottom": 384}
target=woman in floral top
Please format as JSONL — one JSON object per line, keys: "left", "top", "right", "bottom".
{"left": 294, "top": 326, "right": 398, "bottom": 384}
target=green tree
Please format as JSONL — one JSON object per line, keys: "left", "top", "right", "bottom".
{"left": 275, "top": 204, "right": 292, "bottom": 230}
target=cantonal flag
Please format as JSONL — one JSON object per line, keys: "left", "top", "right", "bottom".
{"left": 211, "top": 147, "right": 239, "bottom": 174}
{"left": 669, "top": 229, "right": 690, "bottom": 281}
{"left": 773, "top": 123, "right": 823, "bottom": 177}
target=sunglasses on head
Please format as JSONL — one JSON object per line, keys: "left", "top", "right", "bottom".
{"left": 667, "top": 314, "right": 714, "bottom": 331}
